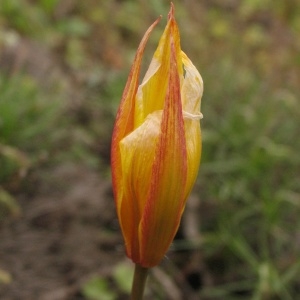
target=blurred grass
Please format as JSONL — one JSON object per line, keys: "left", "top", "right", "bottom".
{"left": 0, "top": 0, "right": 300, "bottom": 299}
{"left": 0, "top": 71, "right": 66, "bottom": 218}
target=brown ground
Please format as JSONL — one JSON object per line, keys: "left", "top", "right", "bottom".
{"left": 0, "top": 163, "right": 125, "bottom": 300}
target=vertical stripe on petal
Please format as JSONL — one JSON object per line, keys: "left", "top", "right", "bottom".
{"left": 139, "top": 41, "right": 187, "bottom": 267}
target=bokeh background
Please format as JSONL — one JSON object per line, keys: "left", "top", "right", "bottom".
{"left": 0, "top": 0, "right": 300, "bottom": 299}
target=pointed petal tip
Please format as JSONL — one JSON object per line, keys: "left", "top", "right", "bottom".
{"left": 155, "top": 15, "right": 163, "bottom": 24}
{"left": 168, "top": 2, "right": 175, "bottom": 20}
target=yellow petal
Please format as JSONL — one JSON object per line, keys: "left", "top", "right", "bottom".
{"left": 181, "top": 51, "right": 203, "bottom": 199}
{"left": 119, "top": 111, "right": 162, "bottom": 262}
{"left": 181, "top": 51, "right": 203, "bottom": 117}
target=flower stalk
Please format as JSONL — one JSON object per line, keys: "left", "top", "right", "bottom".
{"left": 130, "top": 264, "right": 149, "bottom": 300}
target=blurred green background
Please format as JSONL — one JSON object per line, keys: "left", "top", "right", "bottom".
{"left": 0, "top": 0, "right": 299, "bottom": 299}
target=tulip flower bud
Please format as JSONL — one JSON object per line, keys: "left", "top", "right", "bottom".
{"left": 111, "top": 3, "right": 203, "bottom": 268}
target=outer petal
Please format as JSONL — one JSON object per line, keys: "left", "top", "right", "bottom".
{"left": 139, "top": 42, "right": 187, "bottom": 267}
{"left": 119, "top": 111, "right": 162, "bottom": 262}
{"left": 111, "top": 18, "right": 160, "bottom": 235}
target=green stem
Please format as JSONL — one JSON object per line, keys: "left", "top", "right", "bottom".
{"left": 130, "top": 264, "right": 149, "bottom": 300}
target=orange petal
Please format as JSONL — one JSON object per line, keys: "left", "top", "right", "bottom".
{"left": 139, "top": 41, "right": 187, "bottom": 267}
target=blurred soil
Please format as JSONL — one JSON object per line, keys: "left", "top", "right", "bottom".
{"left": 0, "top": 163, "right": 123, "bottom": 300}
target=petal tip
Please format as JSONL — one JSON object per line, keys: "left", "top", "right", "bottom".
{"left": 168, "top": 2, "right": 175, "bottom": 20}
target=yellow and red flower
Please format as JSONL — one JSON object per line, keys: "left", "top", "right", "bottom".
{"left": 111, "top": 4, "right": 203, "bottom": 268}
